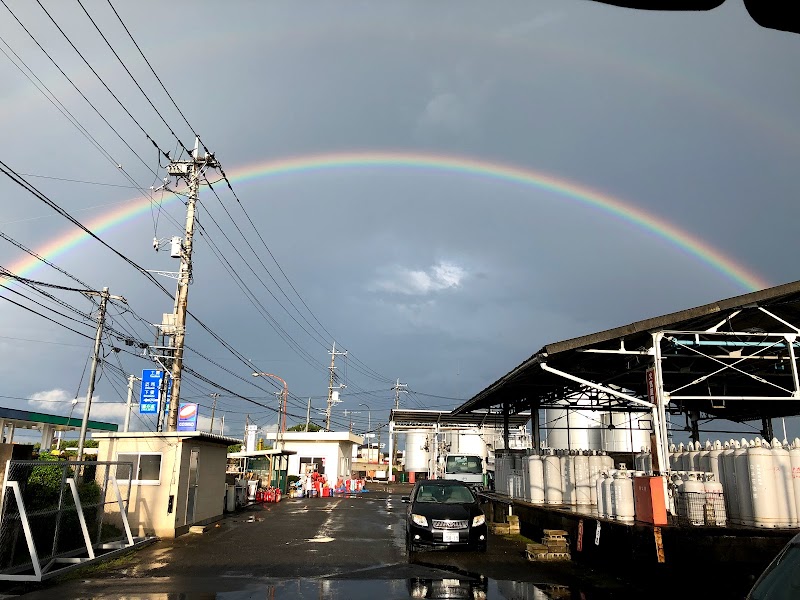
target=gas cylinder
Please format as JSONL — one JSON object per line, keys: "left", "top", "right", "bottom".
{"left": 708, "top": 440, "right": 725, "bottom": 489}
{"left": 698, "top": 440, "right": 712, "bottom": 474}
{"left": 275, "top": 488, "right": 281, "bottom": 502}
{"left": 588, "top": 451, "right": 603, "bottom": 506}
{"left": 721, "top": 440, "right": 739, "bottom": 523}
{"left": 574, "top": 451, "right": 591, "bottom": 506}
{"left": 560, "top": 451, "right": 576, "bottom": 505}
{"left": 596, "top": 472, "right": 607, "bottom": 518}
{"left": 677, "top": 443, "right": 687, "bottom": 471}
{"left": 611, "top": 467, "right": 635, "bottom": 522}
{"left": 600, "top": 451, "right": 614, "bottom": 472}
{"left": 770, "top": 438, "right": 797, "bottom": 527}
{"left": 789, "top": 439, "right": 800, "bottom": 519}
{"left": 528, "top": 454, "right": 545, "bottom": 504}
{"left": 683, "top": 472, "right": 706, "bottom": 525}
{"left": 603, "top": 469, "right": 616, "bottom": 519}
{"left": 735, "top": 439, "right": 755, "bottom": 526}
{"left": 669, "top": 443, "right": 679, "bottom": 471}
{"left": 748, "top": 438, "right": 779, "bottom": 528}
{"left": 687, "top": 442, "right": 700, "bottom": 472}
{"left": 543, "top": 450, "right": 563, "bottom": 505}
{"left": 703, "top": 473, "right": 726, "bottom": 526}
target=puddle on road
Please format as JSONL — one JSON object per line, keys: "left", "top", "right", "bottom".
{"left": 52, "top": 576, "right": 644, "bottom": 599}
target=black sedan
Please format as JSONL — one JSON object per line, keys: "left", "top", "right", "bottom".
{"left": 402, "top": 479, "right": 488, "bottom": 553}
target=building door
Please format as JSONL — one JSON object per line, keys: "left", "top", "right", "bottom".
{"left": 185, "top": 448, "right": 199, "bottom": 525}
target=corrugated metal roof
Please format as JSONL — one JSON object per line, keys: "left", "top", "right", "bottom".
{"left": 453, "top": 279, "right": 800, "bottom": 421}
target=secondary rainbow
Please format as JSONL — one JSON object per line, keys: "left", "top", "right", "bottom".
{"left": 5, "top": 151, "right": 769, "bottom": 291}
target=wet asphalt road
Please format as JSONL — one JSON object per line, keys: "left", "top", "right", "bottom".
{"left": 0, "top": 486, "right": 746, "bottom": 599}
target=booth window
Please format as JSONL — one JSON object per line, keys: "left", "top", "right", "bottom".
{"left": 116, "top": 453, "right": 163, "bottom": 484}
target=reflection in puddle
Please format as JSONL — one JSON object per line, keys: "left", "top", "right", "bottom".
{"left": 63, "top": 577, "right": 636, "bottom": 599}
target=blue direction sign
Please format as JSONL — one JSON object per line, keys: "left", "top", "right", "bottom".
{"left": 139, "top": 369, "right": 163, "bottom": 414}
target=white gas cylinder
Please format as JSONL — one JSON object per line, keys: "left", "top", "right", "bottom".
{"left": 721, "top": 440, "right": 739, "bottom": 524}
{"left": 543, "top": 451, "right": 563, "bottom": 505}
{"left": 603, "top": 470, "right": 616, "bottom": 519}
{"left": 703, "top": 473, "right": 726, "bottom": 526}
{"left": 770, "top": 439, "right": 797, "bottom": 527}
{"left": 708, "top": 440, "right": 725, "bottom": 490}
{"left": 683, "top": 472, "right": 706, "bottom": 525}
{"left": 734, "top": 439, "right": 755, "bottom": 526}
{"left": 677, "top": 442, "right": 687, "bottom": 471}
{"left": 748, "top": 438, "right": 779, "bottom": 528}
{"left": 560, "top": 452, "right": 577, "bottom": 505}
{"left": 528, "top": 454, "right": 545, "bottom": 504}
{"left": 698, "top": 440, "right": 712, "bottom": 473}
{"left": 687, "top": 441, "right": 700, "bottom": 471}
{"left": 669, "top": 443, "right": 678, "bottom": 471}
{"left": 611, "top": 467, "right": 635, "bottom": 523}
{"left": 790, "top": 439, "right": 800, "bottom": 521}
{"left": 588, "top": 451, "right": 603, "bottom": 506}
{"left": 575, "top": 452, "right": 592, "bottom": 506}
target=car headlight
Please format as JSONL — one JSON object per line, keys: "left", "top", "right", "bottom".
{"left": 472, "top": 515, "right": 485, "bottom": 527}
{"left": 412, "top": 514, "right": 429, "bottom": 527}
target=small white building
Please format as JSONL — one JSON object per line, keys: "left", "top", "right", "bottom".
{"left": 263, "top": 431, "right": 363, "bottom": 484}
{"left": 95, "top": 431, "right": 240, "bottom": 538}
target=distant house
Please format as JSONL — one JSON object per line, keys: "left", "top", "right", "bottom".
{"left": 262, "top": 431, "right": 363, "bottom": 484}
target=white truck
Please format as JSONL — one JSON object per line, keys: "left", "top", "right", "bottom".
{"left": 440, "top": 453, "right": 490, "bottom": 491}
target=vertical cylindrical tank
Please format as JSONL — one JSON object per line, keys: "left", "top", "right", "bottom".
{"left": 770, "top": 438, "right": 797, "bottom": 527}
{"left": 560, "top": 451, "right": 577, "bottom": 505}
{"left": 601, "top": 412, "right": 651, "bottom": 453}
{"left": 543, "top": 404, "right": 604, "bottom": 450}
{"left": 455, "top": 432, "right": 488, "bottom": 459}
{"left": 600, "top": 451, "right": 615, "bottom": 472}
{"left": 734, "top": 440, "right": 755, "bottom": 526}
{"left": 676, "top": 443, "right": 687, "bottom": 471}
{"left": 543, "top": 450, "right": 563, "bottom": 505}
{"left": 721, "top": 440, "right": 739, "bottom": 524}
{"left": 687, "top": 442, "right": 700, "bottom": 472}
{"left": 668, "top": 443, "right": 678, "bottom": 471}
{"left": 703, "top": 473, "right": 726, "bottom": 526}
{"left": 588, "top": 451, "right": 603, "bottom": 507}
{"left": 748, "top": 438, "right": 779, "bottom": 528}
{"left": 595, "top": 472, "right": 607, "bottom": 518}
{"left": 404, "top": 432, "right": 431, "bottom": 475}
{"left": 789, "top": 439, "right": 800, "bottom": 520}
{"left": 698, "top": 441, "right": 712, "bottom": 474}
{"left": 683, "top": 472, "right": 706, "bottom": 525}
{"left": 575, "top": 452, "right": 592, "bottom": 506}
{"left": 528, "top": 454, "right": 545, "bottom": 505}
{"left": 611, "top": 467, "right": 635, "bottom": 522}
{"left": 602, "top": 469, "right": 616, "bottom": 519}
{"left": 708, "top": 440, "right": 724, "bottom": 487}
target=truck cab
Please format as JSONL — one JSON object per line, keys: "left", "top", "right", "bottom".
{"left": 441, "top": 454, "right": 486, "bottom": 491}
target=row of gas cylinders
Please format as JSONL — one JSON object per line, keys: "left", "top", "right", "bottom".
{"left": 669, "top": 438, "right": 800, "bottom": 528}
{"left": 495, "top": 451, "right": 640, "bottom": 522}
{"left": 670, "top": 471, "right": 726, "bottom": 526}
{"left": 255, "top": 487, "right": 282, "bottom": 503}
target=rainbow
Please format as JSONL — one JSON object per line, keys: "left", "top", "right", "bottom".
{"left": 5, "top": 151, "right": 769, "bottom": 291}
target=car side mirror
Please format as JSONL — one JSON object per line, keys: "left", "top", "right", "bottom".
{"left": 401, "top": 496, "right": 410, "bottom": 503}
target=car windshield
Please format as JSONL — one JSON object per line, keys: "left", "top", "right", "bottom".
{"left": 415, "top": 484, "right": 475, "bottom": 504}
{"left": 445, "top": 456, "right": 482, "bottom": 475}
{"left": 748, "top": 544, "right": 800, "bottom": 599}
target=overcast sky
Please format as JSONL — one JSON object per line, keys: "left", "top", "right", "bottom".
{"left": 1, "top": 1, "right": 799, "bottom": 445}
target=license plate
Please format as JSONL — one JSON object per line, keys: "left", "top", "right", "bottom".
{"left": 442, "top": 530, "right": 459, "bottom": 542}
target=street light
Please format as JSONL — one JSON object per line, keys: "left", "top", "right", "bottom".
{"left": 252, "top": 373, "right": 288, "bottom": 443}
{"left": 359, "top": 403, "right": 371, "bottom": 464}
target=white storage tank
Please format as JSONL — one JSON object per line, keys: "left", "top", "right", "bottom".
{"left": 588, "top": 451, "right": 604, "bottom": 506}
{"left": 455, "top": 432, "right": 488, "bottom": 459}
{"left": 560, "top": 451, "right": 577, "bottom": 505}
{"left": 602, "top": 469, "right": 616, "bottom": 519}
{"left": 772, "top": 438, "right": 798, "bottom": 527}
{"left": 669, "top": 443, "right": 678, "bottom": 471}
{"left": 611, "top": 467, "right": 635, "bottom": 523}
{"left": 601, "top": 412, "right": 652, "bottom": 453}
{"left": 404, "top": 432, "right": 431, "bottom": 475}
{"left": 543, "top": 450, "right": 563, "bottom": 505}
{"left": 698, "top": 441, "right": 712, "bottom": 473}
{"left": 676, "top": 442, "right": 687, "bottom": 471}
{"left": 708, "top": 440, "right": 725, "bottom": 488}
{"left": 575, "top": 452, "right": 592, "bottom": 506}
{"left": 734, "top": 439, "right": 755, "bottom": 526}
{"left": 687, "top": 442, "right": 700, "bottom": 471}
{"left": 703, "top": 473, "right": 726, "bottom": 526}
{"left": 721, "top": 440, "right": 739, "bottom": 524}
{"left": 790, "top": 439, "right": 800, "bottom": 519}
{"left": 528, "top": 454, "right": 545, "bottom": 504}
{"left": 748, "top": 438, "right": 779, "bottom": 528}
{"left": 683, "top": 472, "right": 706, "bottom": 525}
{"left": 770, "top": 438, "right": 797, "bottom": 527}
{"left": 543, "top": 406, "right": 603, "bottom": 450}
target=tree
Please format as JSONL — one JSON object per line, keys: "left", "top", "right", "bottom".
{"left": 288, "top": 423, "right": 321, "bottom": 432}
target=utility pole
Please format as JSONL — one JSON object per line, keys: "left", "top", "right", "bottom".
{"left": 77, "top": 287, "right": 125, "bottom": 461}
{"left": 166, "top": 137, "right": 218, "bottom": 432}
{"left": 390, "top": 379, "right": 407, "bottom": 481}
{"left": 305, "top": 398, "right": 311, "bottom": 432}
{"left": 325, "top": 341, "right": 347, "bottom": 431}
{"left": 209, "top": 393, "right": 219, "bottom": 434}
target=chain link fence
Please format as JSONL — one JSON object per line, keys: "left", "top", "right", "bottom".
{"left": 0, "top": 459, "right": 138, "bottom": 581}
